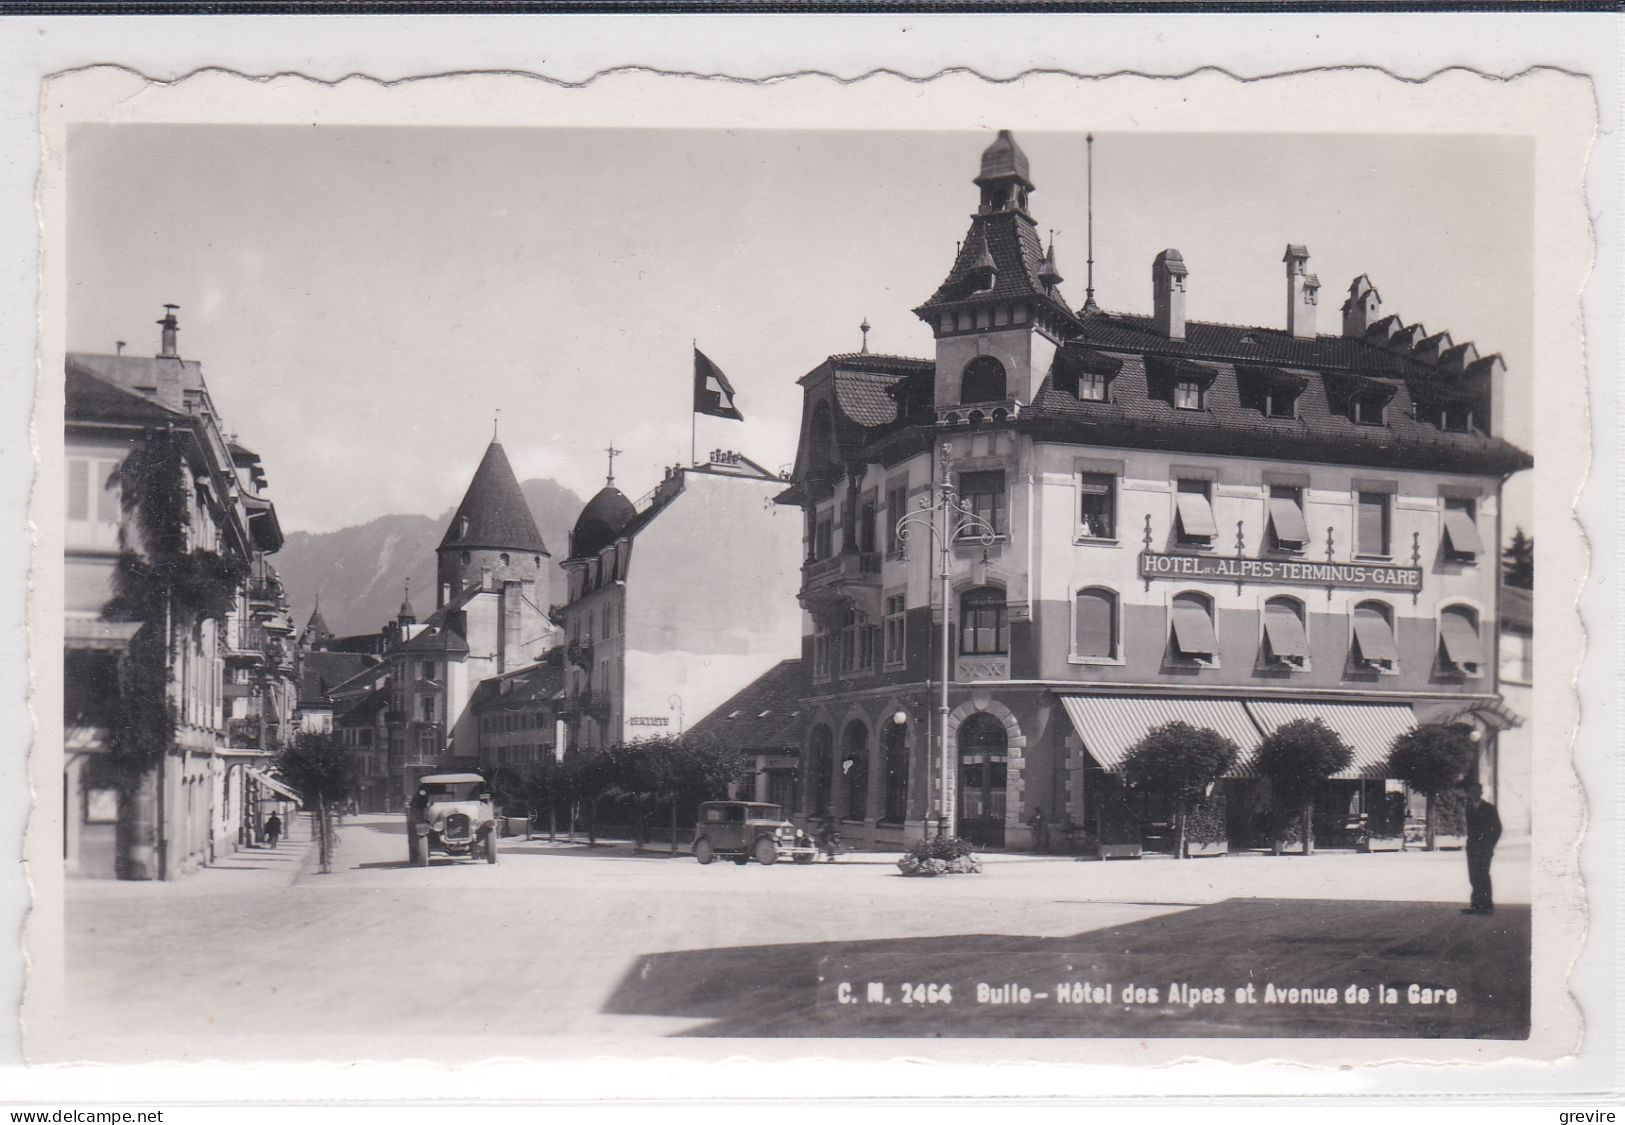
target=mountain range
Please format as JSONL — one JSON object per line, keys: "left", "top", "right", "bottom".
{"left": 274, "top": 478, "right": 588, "bottom": 638}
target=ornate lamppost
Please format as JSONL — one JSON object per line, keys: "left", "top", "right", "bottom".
{"left": 895, "top": 442, "right": 999, "bottom": 838}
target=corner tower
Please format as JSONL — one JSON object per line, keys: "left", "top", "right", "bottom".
{"left": 913, "top": 130, "right": 1079, "bottom": 413}
{"left": 436, "top": 440, "right": 550, "bottom": 609}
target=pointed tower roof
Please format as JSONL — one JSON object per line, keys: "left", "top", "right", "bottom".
{"left": 569, "top": 485, "right": 637, "bottom": 561}
{"left": 438, "top": 441, "right": 548, "bottom": 555}
{"left": 300, "top": 599, "right": 334, "bottom": 648}
{"left": 975, "top": 129, "right": 1033, "bottom": 188}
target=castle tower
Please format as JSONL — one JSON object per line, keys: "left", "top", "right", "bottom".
{"left": 436, "top": 440, "right": 550, "bottom": 610}
{"left": 912, "top": 130, "right": 1075, "bottom": 411}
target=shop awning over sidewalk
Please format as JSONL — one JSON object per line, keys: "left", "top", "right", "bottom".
{"left": 1244, "top": 700, "right": 1417, "bottom": 779}
{"left": 1058, "top": 695, "right": 1263, "bottom": 775}
{"left": 247, "top": 768, "right": 301, "bottom": 804}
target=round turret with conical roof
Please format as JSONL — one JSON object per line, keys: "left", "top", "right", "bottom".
{"left": 436, "top": 440, "right": 550, "bottom": 607}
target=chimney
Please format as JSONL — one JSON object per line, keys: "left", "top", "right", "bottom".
{"left": 156, "top": 304, "right": 180, "bottom": 358}
{"left": 1283, "top": 245, "right": 1318, "bottom": 340}
{"left": 1341, "top": 275, "right": 1383, "bottom": 338}
{"left": 1152, "top": 250, "right": 1187, "bottom": 340}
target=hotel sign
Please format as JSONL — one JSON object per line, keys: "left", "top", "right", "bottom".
{"left": 1138, "top": 551, "right": 1423, "bottom": 591}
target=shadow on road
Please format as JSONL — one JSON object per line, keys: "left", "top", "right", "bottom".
{"left": 603, "top": 898, "right": 1530, "bottom": 1039}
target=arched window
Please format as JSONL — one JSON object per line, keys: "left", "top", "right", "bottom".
{"left": 959, "top": 586, "right": 1009, "bottom": 655}
{"left": 806, "top": 726, "right": 834, "bottom": 817}
{"left": 842, "top": 721, "right": 869, "bottom": 821}
{"left": 960, "top": 356, "right": 1007, "bottom": 404}
{"left": 882, "top": 719, "right": 909, "bottom": 823}
{"left": 1074, "top": 587, "right": 1119, "bottom": 660}
{"left": 1438, "top": 604, "right": 1485, "bottom": 675}
{"left": 1169, "top": 592, "right": 1218, "bottom": 665}
{"left": 1351, "top": 600, "right": 1398, "bottom": 672}
{"left": 958, "top": 713, "right": 1008, "bottom": 847}
{"left": 1262, "top": 596, "right": 1310, "bottom": 668}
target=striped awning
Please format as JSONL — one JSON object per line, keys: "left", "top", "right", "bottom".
{"left": 1244, "top": 700, "right": 1417, "bottom": 780}
{"left": 247, "top": 768, "right": 301, "bottom": 803}
{"left": 1059, "top": 695, "right": 1263, "bottom": 776}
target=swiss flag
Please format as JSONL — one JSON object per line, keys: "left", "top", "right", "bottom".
{"left": 693, "top": 348, "right": 743, "bottom": 421}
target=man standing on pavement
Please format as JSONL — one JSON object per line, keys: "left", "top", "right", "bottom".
{"left": 264, "top": 811, "right": 282, "bottom": 849}
{"left": 1462, "top": 782, "right": 1501, "bottom": 915}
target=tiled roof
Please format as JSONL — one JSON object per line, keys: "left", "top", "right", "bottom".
{"left": 400, "top": 623, "right": 470, "bottom": 656}
{"left": 65, "top": 359, "right": 183, "bottom": 423}
{"left": 299, "top": 651, "right": 377, "bottom": 704}
{"left": 438, "top": 441, "right": 549, "bottom": 555}
{"left": 569, "top": 484, "right": 637, "bottom": 560}
{"left": 917, "top": 210, "right": 1073, "bottom": 322}
{"left": 689, "top": 659, "right": 807, "bottom": 753}
{"left": 833, "top": 369, "right": 904, "bottom": 427}
{"left": 67, "top": 352, "right": 208, "bottom": 401}
{"left": 469, "top": 654, "right": 566, "bottom": 712}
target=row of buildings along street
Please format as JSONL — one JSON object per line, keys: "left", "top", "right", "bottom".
{"left": 62, "top": 129, "right": 1532, "bottom": 881}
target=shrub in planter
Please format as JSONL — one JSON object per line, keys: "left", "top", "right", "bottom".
{"left": 1364, "top": 791, "right": 1407, "bottom": 840}
{"left": 1183, "top": 795, "right": 1227, "bottom": 855}
{"left": 1432, "top": 787, "right": 1469, "bottom": 843}
{"left": 897, "top": 835, "right": 983, "bottom": 876}
{"left": 1385, "top": 724, "right": 1476, "bottom": 851}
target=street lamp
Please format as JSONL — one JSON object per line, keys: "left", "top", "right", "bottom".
{"left": 895, "top": 442, "right": 999, "bottom": 839}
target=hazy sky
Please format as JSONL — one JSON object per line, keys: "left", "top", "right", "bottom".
{"left": 67, "top": 125, "right": 1534, "bottom": 537}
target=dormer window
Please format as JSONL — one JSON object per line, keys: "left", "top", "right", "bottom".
{"left": 1439, "top": 402, "right": 1473, "bottom": 432}
{"left": 1078, "top": 369, "right": 1109, "bottom": 401}
{"left": 1353, "top": 396, "right": 1386, "bottom": 426}
{"left": 1174, "top": 378, "right": 1204, "bottom": 411}
{"left": 1266, "top": 389, "right": 1298, "bottom": 419}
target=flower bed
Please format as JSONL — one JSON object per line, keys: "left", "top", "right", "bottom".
{"left": 897, "top": 835, "right": 982, "bottom": 877}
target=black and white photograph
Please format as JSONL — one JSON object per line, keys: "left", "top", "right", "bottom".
{"left": 17, "top": 57, "right": 1598, "bottom": 1085}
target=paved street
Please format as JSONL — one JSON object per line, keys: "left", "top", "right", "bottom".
{"left": 52, "top": 814, "right": 1529, "bottom": 1060}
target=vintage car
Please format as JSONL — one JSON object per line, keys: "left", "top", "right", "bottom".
{"left": 407, "top": 772, "right": 498, "bottom": 866}
{"left": 692, "top": 801, "right": 817, "bottom": 866}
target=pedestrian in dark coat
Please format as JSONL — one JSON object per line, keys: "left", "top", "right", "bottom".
{"left": 1462, "top": 783, "right": 1501, "bottom": 915}
{"left": 264, "top": 811, "right": 283, "bottom": 849}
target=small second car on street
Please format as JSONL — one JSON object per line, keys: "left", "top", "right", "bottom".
{"left": 692, "top": 800, "right": 818, "bottom": 866}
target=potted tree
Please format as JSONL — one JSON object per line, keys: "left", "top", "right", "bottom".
{"left": 1121, "top": 721, "right": 1240, "bottom": 861}
{"left": 1360, "top": 789, "right": 1407, "bottom": 852}
{"left": 1182, "top": 793, "right": 1229, "bottom": 857}
{"left": 1253, "top": 718, "right": 1354, "bottom": 856}
{"left": 1383, "top": 724, "right": 1476, "bottom": 852}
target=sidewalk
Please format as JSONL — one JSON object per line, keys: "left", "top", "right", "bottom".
{"left": 67, "top": 814, "right": 318, "bottom": 902}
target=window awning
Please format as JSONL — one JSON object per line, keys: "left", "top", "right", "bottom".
{"left": 1351, "top": 606, "right": 1399, "bottom": 665}
{"left": 1441, "top": 508, "right": 1484, "bottom": 556}
{"left": 1170, "top": 599, "right": 1218, "bottom": 657}
{"left": 1262, "top": 602, "right": 1310, "bottom": 659}
{"left": 1439, "top": 612, "right": 1485, "bottom": 667}
{"left": 1245, "top": 700, "right": 1417, "bottom": 779}
{"left": 1059, "top": 695, "right": 1262, "bottom": 775}
{"left": 246, "top": 768, "right": 301, "bottom": 803}
{"left": 1268, "top": 497, "right": 1309, "bottom": 546}
{"left": 1175, "top": 492, "right": 1217, "bottom": 539}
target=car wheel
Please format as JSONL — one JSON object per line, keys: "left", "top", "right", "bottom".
{"left": 753, "top": 836, "right": 778, "bottom": 866}
{"left": 409, "top": 831, "right": 428, "bottom": 868}
{"left": 794, "top": 852, "right": 814, "bottom": 865}
{"left": 693, "top": 838, "right": 715, "bottom": 865}
{"left": 484, "top": 831, "right": 498, "bottom": 864}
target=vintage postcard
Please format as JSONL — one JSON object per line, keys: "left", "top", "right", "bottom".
{"left": 20, "top": 59, "right": 1597, "bottom": 1088}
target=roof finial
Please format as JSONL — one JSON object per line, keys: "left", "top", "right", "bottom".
{"left": 860, "top": 317, "right": 871, "bottom": 354}
{"left": 1083, "top": 133, "right": 1099, "bottom": 314}
{"left": 493, "top": 407, "right": 501, "bottom": 441}
{"left": 605, "top": 441, "right": 621, "bottom": 485}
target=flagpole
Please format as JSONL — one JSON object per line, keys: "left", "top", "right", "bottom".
{"left": 690, "top": 338, "right": 698, "bottom": 467}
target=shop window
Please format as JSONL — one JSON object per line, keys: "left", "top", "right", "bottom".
{"left": 883, "top": 593, "right": 907, "bottom": 667}
{"left": 959, "top": 587, "right": 1009, "bottom": 655}
{"left": 1169, "top": 592, "right": 1219, "bottom": 667}
{"left": 1262, "top": 597, "right": 1310, "bottom": 669}
{"left": 957, "top": 470, "right": 1007, "bottom": 538}
{"left": 1441, "top": 497, "right": 1483, "bottom": 562}
{"left": 1174, "top": 479, "right": 1217, "bottom": 547}
{"left": 1078, "top": 473, "right": 1116, "bottom": 539}
{"left": 1267, "top": 485, "right": 1309, "bottom": 552}
{"left": 1351, "top": 601, "right": 1399, "bottom": 673}
{"left": 1438, "top": 605, "right": 1485, "bottom": 676}
{"left": 842, "top": 721, "right": 869, "bottom": 821}
{"left": 960, "top": 356, "right": 1007, "bottom": 404}
{"left": 1356, "top": 491, "right": 1391, "bottom": 557}
{"left": 1074, "top": 588, "right": 1119, "bottom": 660}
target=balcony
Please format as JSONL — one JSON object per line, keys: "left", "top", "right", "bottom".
{"left": 798, "top": 549, "right": 883, "bottom": 617}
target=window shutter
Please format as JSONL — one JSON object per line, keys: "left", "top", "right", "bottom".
{"left": 1357, "top": 493, "right": 1387, "bottom": 554}
{"left": 1170, "top": 597, "right": 1218, "bottom": 658}
{"left": 1262, "top": 600, "right": 1310, "bottom": 660}
{"left": 1439, "top": 608, "right": 1484, "bottom": 668}
{"left": 1175, "top": 491, "right": 1217, "bottom": 540}
{"left": 1351, "top": 604, "right": 1399, "bottom": 664}
{"left": 1268, "top": 497, "right": 1309, "bottom": 547}
{"left": 1441, "top": 503, "right": 1483, "bottom": 556}
{"left": 1075, "top": 590, "right": 1115, "bottom": 658}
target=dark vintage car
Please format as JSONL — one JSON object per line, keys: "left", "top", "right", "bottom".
{"left": 692, "top": 800, "right": 817, "bottom": 866}
{"left": 407, "top": 772, "right": 498, "bottom": 866}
